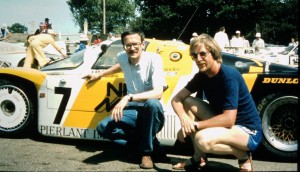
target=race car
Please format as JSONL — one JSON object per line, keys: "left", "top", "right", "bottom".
{"left": 0, "top": 38, "right": 297, "bottom": 159}
{"left": 0, "top": 41, "right": 66, "bottom": 68}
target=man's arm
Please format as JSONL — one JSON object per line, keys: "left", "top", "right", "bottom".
{"left": 82, "top": 63, "right": 122, "bottom": 83}
{"left": 171, "top": 88, "right": 196, "bottom": 138}
{"left": 51, "top": 42, "right": 68, "bottom": 58}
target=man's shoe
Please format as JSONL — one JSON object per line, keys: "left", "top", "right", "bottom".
{"left": 139, "top": 156, "right": 154, "bottom": 169}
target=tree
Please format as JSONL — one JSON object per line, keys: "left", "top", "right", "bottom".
{"left": 67, "top": 0, "right": 135, "bottom": 34}
{"left": 8, "top": 23, "right": 28, "bottom": 33}
{"left": 132, "top": 0, "right": 297, "bottom": 45}
{"left": 67, "top": 0, "right": 297, "bottom": 45}
{"left": 132, "top": 0, "right": 259, "bottom": 43}
{"left": 257, "top": 0, "right": 298, "bottom": 44}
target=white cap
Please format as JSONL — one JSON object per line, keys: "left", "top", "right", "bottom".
{"left": 236, "top": 30, "right": 241, "bottom": 34}
{"left": 255, "top": 33, "right": 261, "bottom": 37}
{"left": 192, "top": 32, "right": 198, "bottom": 37}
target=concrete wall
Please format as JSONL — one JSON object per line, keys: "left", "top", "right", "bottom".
{"left": 5, "top": 33, "right": 30, "bottom": 43}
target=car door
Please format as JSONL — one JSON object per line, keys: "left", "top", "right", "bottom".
{"left": 38, "top": 40, "right": 126, "bottom": 140}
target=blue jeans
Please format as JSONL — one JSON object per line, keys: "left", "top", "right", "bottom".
{"left": 97, "top": 99, "right": 165, "bottom": 155}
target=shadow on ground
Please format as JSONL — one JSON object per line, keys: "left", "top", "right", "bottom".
{"left": 26, "top": 133, "right": 297, "bottom": 166}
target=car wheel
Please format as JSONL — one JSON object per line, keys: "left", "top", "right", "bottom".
{"left": 0, "top": 79, "right": 35, "bottom": 136}
{"left": 257, "top": 94, "right": 298, "bottom": 158}
{"left": 17, "top": 58, "right": 39, "bottom": 69}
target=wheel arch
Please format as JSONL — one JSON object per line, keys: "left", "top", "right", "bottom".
{"left": 0, "top": 75, "right": 38, "bottom": 113}
{"left": 0, "top": 76, "right": 39, "bottom": 136}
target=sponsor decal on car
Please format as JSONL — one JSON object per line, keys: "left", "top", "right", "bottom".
{"left": 262, "top": 77, "right": 298, "bottom": 84}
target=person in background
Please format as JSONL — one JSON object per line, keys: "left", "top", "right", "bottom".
{"left": 252, "top": 32, "right": 265, "bottom": 55}
{"left": 107, "top": 32, "right": 116, "bottom": 41}
{"left": 44, "top": 18, "right": 52, "bottom": 29}
{"left": 288, "top": 37, "right": 297, "bottom": 46}
{"left": 34, "top": 22, "right": 46, "bottom": 35}
{"left": 243, "top": 36, "right": 250, "bottom": 48}
{"left": 82, "top": 29, "right": 167, "bottom": 169}
{"left": 24, "top": 29, "right": 68, "bottom": 69}
{"left": 0, "top": 23, "right": 12, "bottom": 41}
{"left": 213, "top": 26, "right": 229, "bottom": 51}
{"left": 75, "top": 34, "right": 89, "bottom": 53}
{"left": 190, "top": 32, "right": 198, "bottom": 44}
{"left": 93, "top": 35, "right": 102, "bottom": 45}
{"left": 243, "top": 36, "right": 251, "bottom": 54}
{"left": 230, "top": 30, "right": 245, "bottom": 54}
{"left": 66, "top": 37, "right": 71, "bottom": 55}
{"left": 230, "top": 31, "right": 244, "bottom": 47}
{"left": 171, "top": 33, "right": 262, "bottom": 172}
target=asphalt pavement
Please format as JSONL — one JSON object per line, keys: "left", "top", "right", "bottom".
{"left": 0, "top": 134, "right": 298, "bottom": 171}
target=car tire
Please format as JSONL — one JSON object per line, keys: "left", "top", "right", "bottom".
{"left": 0, "top": 79, "right": 35, "bottom": 136}
{"left": 17, "top": 58, "right": 39, "bottom": 69}
{"left": 257, "top": 94, "right": 298, "bottom": 158}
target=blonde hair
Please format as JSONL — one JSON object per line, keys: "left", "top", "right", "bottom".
{"left": 190, "top": 33, "right": 223, "bottom": 63}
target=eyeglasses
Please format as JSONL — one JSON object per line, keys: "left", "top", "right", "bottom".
{"left": 191, "top": 51, "right": 210, "bottom": 60}
{"left": 123, "top": 42, "right": 142, "bottom": 50}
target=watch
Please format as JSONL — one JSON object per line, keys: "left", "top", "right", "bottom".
{"left": 128, "top": 94, "right": 133, "bottom": 102}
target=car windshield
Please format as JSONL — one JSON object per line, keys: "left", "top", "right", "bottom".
{"left": 41, "top": 50, "right": 85, "bottom": 71}
{"left": 279, "top": 45, "right": 295, "bottom": 55}
{"left": 92, "top": 40, "right": 123, "bottom": 69}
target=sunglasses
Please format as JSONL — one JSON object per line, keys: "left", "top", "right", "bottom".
{"left": 123, "top": 42, "right": 142, "bottom": 50}
{"left": 191, "top": 51, "right": 210, "bottom": 60}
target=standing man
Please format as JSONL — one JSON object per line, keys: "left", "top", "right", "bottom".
{"left": 172, "top": 34, "right": 262, "bottom": 171}
{"left": 82, "top": 29, "right": 166, "bottom": 169}
{"left": 252, "top": 32, "right": 265, "bottom": 55}
{"left": 0, "top": 23, "right": 12, "bottom": 41}
{"left": 230, "top": 30, "right": 245, "bottom": 54}
{"left": 44, "top": 18, "right": 52, "bottom": 29}
{"left": 75, "top": 34, "right": 89, "bottom": 53}
{"left": 34, "top": 22, "right": 46, "bottom": 35}
{"left": 214, "top": 26, "right": 229, "bottom": 51}
{"left": 288, "top": 37, "right": 297, "bottom": 46}
{"left": 24, "top": 29, "right": 68, "bottom": 69}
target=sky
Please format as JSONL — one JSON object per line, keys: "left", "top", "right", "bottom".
{"left": 0, "top": 0, "right": 80, "bottom": 34}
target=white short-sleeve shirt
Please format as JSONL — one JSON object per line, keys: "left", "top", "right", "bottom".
{"left": 117, "top": 51, "right": 167, "bottom": 94}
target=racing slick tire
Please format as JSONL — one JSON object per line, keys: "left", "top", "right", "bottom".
{"left": 0, "top": 79, "right": 36, "bottom": 136}
{"left": 257, "top": 94, "right": 298, "bottom": 158}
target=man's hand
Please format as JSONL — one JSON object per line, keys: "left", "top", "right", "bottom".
{"left": 111, "top": 95, "right": 130, "bottom": 122}
{"left": 82, "top": 73, "right": 101, "bottom": 83}
{"left": 180, "top": 114, "right": 197, "bottom": 138}
{"left": 62, "top": 54, "right": 68, "bottom": 58}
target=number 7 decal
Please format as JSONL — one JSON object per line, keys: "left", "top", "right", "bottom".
{"left": 54, "top": 87, "right": 71, "bottom": 124}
